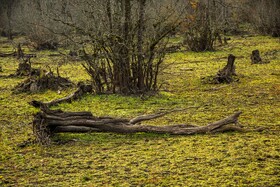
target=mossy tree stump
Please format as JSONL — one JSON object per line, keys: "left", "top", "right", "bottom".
{"left": 215, "top": 54, "right": 237, "bottom": 83}
{"left": 251, "top": 50, "right": 262, "bottom": 64}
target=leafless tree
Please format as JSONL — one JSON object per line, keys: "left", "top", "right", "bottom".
{"left": 246, "top": 0, "right": 280, "bottom": 37}
{"left": 41, "top": 0, "right": 188, "bottom": 94}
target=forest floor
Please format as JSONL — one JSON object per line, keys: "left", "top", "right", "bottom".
{"left": 0, "top": 35, "right": 279, "bottom": 186}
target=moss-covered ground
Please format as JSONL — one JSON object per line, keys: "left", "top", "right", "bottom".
{"left": 0, "top": 35, "right": 279, "bottom": 186}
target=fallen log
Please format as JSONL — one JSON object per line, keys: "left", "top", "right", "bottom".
{"left": 30, "top": 82, "right": 93, "bottom": 108}
{"left": 0, "top": 44, "right": 26, "bottom": 58}
{"left": 32, "top": 106, "right": 257, "bottom": 145}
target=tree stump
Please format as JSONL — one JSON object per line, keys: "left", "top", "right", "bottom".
{"left": 250, "top": 50, "right": 270, "bottom": 64}
{"left": 215, "top": 54, "right": 237, "bottom": 83}
{"left": 13, "top": 71, "right": 74, "bottom": 93}
{"left": 251, "top": 50, "right": 262, "bottom": 64}
{"left": 10, "top": 54, "right": 37, "bottom": 77}
{"left": 16, "top": 60, "right": 32, "bottom": 76}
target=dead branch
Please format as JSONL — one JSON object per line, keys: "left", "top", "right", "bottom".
{"left": 31, "top": 107, "right": 259, "bottom": 145}
{"left": 30, "top": 82, "right": 93, "bottom": 108}
{"left": 129, "top": 108, "right": 187, "bottom": 125}
{"left": 0, "top": 52, "right": 16, "bottom": 57}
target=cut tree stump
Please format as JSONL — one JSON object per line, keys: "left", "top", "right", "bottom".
{"left": 202, "top": 54, "right": 238, "bottom": 84}
{"left": 14, "top": 60, "right": 32, "bottom": 76}
{"left": 251, "top": 50, "right": 262, "bottom": 64}
{"left": 250, "top": 50, "right": 269, "bottom": 64}
{"left": 8, "top": 53, "right": 37, "bottom": 77}
{"left": 32, "top": 106, "right": 260, "bottom": 145}
{"left": 215, "top": 54, "right": 237, "bottom": 83}
{"left": 13, "top": 71, "right": 73, "bottom": 93}
{"left": 30, "top": 82, "right": 93, "bottom": 108}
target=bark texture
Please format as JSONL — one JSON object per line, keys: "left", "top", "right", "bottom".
{"left": 13, "top": 71, "right": 73, "bottom": 93}
{"left": 30, "top": 82, "right": 93, "bottom": 108}
{"left": 32, "top": 107, "right": 252, "bottom": 145}
{"left": 215, "top": 54, "right": 237, "bottom": 83}
{"left": 251, "top": 50, "right": 262, "bottom": 64}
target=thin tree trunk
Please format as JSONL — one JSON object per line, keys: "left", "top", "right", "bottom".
{"left": 119, "top": 0, "right": 132, "bottom": 93}
{"left": 106, "top": 0, "right": 113, "bottom": 32}
{"left": 137, "top": 0, "right": 146, "bottom": 91}
{"left": 7, "top": 0, "right": 14, "bottom": 40}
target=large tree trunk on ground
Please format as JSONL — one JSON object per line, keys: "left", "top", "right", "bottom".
{"left": 32, "top": 107, "right": 259, "bottom": 145}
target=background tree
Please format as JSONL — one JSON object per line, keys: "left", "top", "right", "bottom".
{"left": 0, "top": 0, "right": 17, "bottom": 39}
{"left": 0, "top": 0, "right": 278, "bottom": 93}
{"left": 242, "top": 0, "right": 280, "bottom": 37}
{"left": 182, "top": 0, "right": 238, "bottom": 51}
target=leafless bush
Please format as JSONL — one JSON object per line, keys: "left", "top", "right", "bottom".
{"left": 51, "top": 0, "right": 187, "bottom": 94}
{"left": 27, "top": 27, "right": 58, "bottom": 50}
{"left": 236, "top": 0, "right": 280, "bottom": 37}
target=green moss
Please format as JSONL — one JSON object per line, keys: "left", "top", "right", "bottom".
{"left": 0, "top": 35, "right": 280, "bottom": 186}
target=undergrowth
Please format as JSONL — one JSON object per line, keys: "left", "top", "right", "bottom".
{"left": 0, "top": 35, "right": 279, "bottom": 186}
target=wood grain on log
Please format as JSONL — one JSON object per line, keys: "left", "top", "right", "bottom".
{"left": 32, "top": 107, "right": 253, "bottom": 145}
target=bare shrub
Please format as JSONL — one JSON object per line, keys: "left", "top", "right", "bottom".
{"left": 52, "top": 0, "right": 186, "bottom": 94}
{"left": 27, "top": 27, "right": 58, "bottom": 50}
{"left": 236, "top": 0, "right": 280, "bottom": 37}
